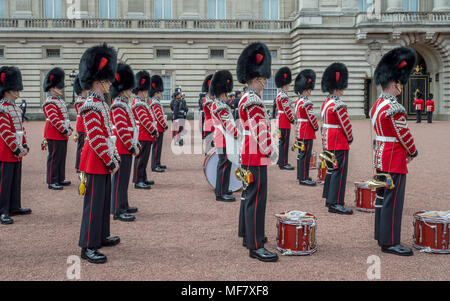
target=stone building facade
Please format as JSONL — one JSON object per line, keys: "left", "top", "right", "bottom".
{"left": 0, "top": 0, "right": 449, "bottom": 120}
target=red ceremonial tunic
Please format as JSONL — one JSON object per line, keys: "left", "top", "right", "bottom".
{"left": 239, "top": 89, "right": 273, "bottom": 166}
{"left": 202, "top": 95, "right": 214, "bottom": 133}
{"left": 371, "top": 94, "right": 417, "bottom": 174}
{"left": 0, "top": 98, "right": 28, "bottom": 162}
{"left": 413, "top": 99, "right": 424, "bottom": 111}
{"left": 74, "top": 96, "right": 86, "bottom": 133}
{"left": 79, "top": 92, "right": 120, "bottom": 175}
{"left": 426, "top": 100, "right": 435, "bottom": 113}
{"left": 294, "top": 95, "right": 318, "bottom": 140}
{"left": 110, "top": 96, "right": 139, "bottom": 155}
{"left": 42, "top": 94, "right": 71, "bottom": 141}
{"left": 149, "top": 97, "right": 168, "bottom": 133}
{"left": 132, "top": 97, "right": 157, "bottom": 142}
{"left": 211, "top": 99, "right": 238, "bottom": 149}
{"left": 276, "top": 91, "right": 295, "bottom": 130}
{"left": 320, "top": 95, "right": 353, "bottom": 151}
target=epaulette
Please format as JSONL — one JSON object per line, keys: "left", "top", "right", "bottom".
{"left": 279, "top": 91, "right": 289, "bottom": 100}
{"left": 300, "top": 96, "right": 313, "bottom": 109}
{"left": 333, "top": 98, "right": 347, "bottom": 111}
{"left": 79, "top": 97, "right": 103, "bottom": 115}
{"left": 111, "top": 98, "right": 129, "bottom": 110}
{"left": 74, "top": 97, "right": 86, "bottom": 106}
{"left": 385, "top": 100, "right": 406, "bottom": 117}
{"left": 241, "top": 92, "right": 264, "bottom": 111}
{"left": 42, "top": 97, "right": 59, "bottom": 108}
{"left": 149, "top": 98, "right": 161, "bottom": 107}
{"left": 0, "top": 103, "right": 8, "bottom": 114}
{"left": 213, "top": 101, "right": 231, "bottom": 115}
{"left": 132, "top": 102, "right": 149, "bottom": 110}
{"left": 204, "top": 96, "right": 214, "bottom": 106}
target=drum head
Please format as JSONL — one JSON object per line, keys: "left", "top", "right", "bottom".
{"left": 204, "top": 151, "right": 243, "bottom": 192}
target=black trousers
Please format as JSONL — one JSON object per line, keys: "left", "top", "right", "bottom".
{"left": 0, "top": 161, "right": 22, "bottom": 215}
{"left": 79, "top": 173, "right": 111, "bottom": 249}
{"left": 151, "top": 133, "right": 164, "bottom": 170}
{"left": 215, "top": 148, "right": 231, "bottom": 197}
{"left": 323, "top": 150, "right": 349, "bottom": 207}
{"left": 75, "top": 132, "right": 85, "bottom": 173}
{"left": 427, "top": 112, "right": 433, "bottom": 123}
{"left": 374, "top": 172, "right": 407, "bottom": 247}
{"left": 46, "top": 139, "right": 67, "bottom": 185}
{"left": 238, "top": 165, "right": 267, "bottom": 250}
{"left": 297, "top": 140, "right": 314, "bottom": 181}
{"left": 277, "top": 129, "right": 290, "bottom": 167}
{"left": 416, "top": 111, "right": 423, "bottom": 123}
{"left": 133, "top": 140, "right": 152, "bottom": 184}
{"left": 111, "top": 155, "right": 132, "bottom": 216}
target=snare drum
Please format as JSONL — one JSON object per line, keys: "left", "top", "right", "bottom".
{"left": 354, "top": 182, "right": 376, "bottom": 213}
{"left": 276, "top": 211, "right": 317, "bottom": 256}
{"left": 203, "top": 148, "right": 243, "bottom": 192}
{"left": 413, "top": 211, "right": 450, "bottom": 254}
{"left": 310, "top": 152, "right": 318, "bottom": 170}
{"left": 317, "top": 163, "right": 327, "bottom": 184}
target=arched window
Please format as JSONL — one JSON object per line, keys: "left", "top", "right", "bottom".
{"left": 155, "top": 0, "right": 172, "bottom": 19}
{"left": 208, "top": 0, "right": 226, "bottom": 19}
{"left": 99, "top": 0, "right": 118, "bottom": 19}
{"left": 44, "top": 0, "right": 62, "bottom": 18}
{"left": 262, "top": 0, "right": 279, "bottom": 20}
{"left": 403, "top": 0, "right": 419, "bottom": 12}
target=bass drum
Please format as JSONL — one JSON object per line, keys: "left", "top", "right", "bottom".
{"left": 203, "top": 148, "right": 243, "bottom": 192}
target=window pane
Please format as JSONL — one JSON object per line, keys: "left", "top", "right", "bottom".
{"left": 54, "top": 0, "right": 62, "bottom": 18}
{"left": 99, "top": 0, "right": 108, "bottom": 18}
{"left": 44, "top": 0, "right": 53, "bottom": 18}
{"left": 263, "top": 77, "right": 277, "bottom": 102}
{"left": 154, "top": 0, "right": 162, "bottom": 19}
{"left": 218, "top": 0, "right": 226, "bottom": 19}
{"left": 162, "top": 75, "right": 172, "bottom": 102}
{"left": 262, "top": 0, "right": 270, "bottom": 20}
{"left": 270, "top": 0, "right": 279, "bottom": 20}
{"left": 208, "top": 0, "right": 216, "bottom": 19}
{"left": 109, "top": 0, "right": 118, "bottom": 18}
{"left": 164, "top": 0, "right": 172, "bottom": 19}
{"left": 0, "top": 0, "right": 6, "bottom": 18}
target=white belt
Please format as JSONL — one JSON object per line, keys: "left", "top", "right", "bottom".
{"left": 297, "top": 119, "right": 308, "bottom": 123}
{"left": 376, "top": 136, "right": 398, "bottom": 143}
{"left": 323, "top": 124, "right": 341, "bottom": 129}
{"left": 278, "top": 111, "right": 285, "bottom": 114}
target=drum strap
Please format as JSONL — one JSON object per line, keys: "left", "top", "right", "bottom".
{"left": 371, "top": 99, "right": 390, "bottom": 127}
{"left": 321, "top": 100, "right": 334, "bottom": 119}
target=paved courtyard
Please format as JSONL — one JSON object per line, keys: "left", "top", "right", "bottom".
{"left": 1, "top": 120, "right": 449, "bottom": 281}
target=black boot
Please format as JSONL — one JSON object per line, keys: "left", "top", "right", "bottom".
{"left": 102, "top": 236, "right": 121, "bottom": 247}
{"left": 135, "top": 182, "right": 151, "bottom": 190}
{"left": 381, "top": 245, "right": 414, "bottom": 256}
{"left": 300, "top": 180, "right": 317, "bottom": 187}
{"left": 0, "top": 214, "right": 14, "bottom": 225}
{"left": 249, "top": 248, "right": 279, "bottom": 262}
{"left": 81, "top": 248, "right": 107, "bottom": 264}
{"left": 10, "top": 208, "right": 32, "bottom": 216}
{"left": 48, "top": 183, "right": 63, "bottom": 190}
{"left": 126, "top": 207, "right": 138, "bottom": 214}
{"left": 113, "top": 213, "right": 136, "bottom": 222}
{"left": 216, "top": 195, "right": 236, "bottom": 202}
{"left": 328, "top": 204, "right": 353, "bottom": 215}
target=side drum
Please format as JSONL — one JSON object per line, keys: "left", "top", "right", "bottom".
{"left": 276, "top": 211, "right": 317, "bottom": 256}
{"left": 203, "top": 148, "right": 243, "bottom": 192}
{"left": 413, "top": 211, "right": 450, "bottom": 254}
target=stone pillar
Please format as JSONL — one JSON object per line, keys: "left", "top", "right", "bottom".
{"left": 179, "top": 0, "right": 200, "bottom": 19}
{"left": 12, "top": 0, "right": 33, "bottom": 18}
{"left": 386, "top": 0, "right": 403, "bottom": 12}
{"left": 433, "top": 0, "right": 450, "bottom": 11}
{"left": 298, "top": 0, "right": 319, "bottom": 12}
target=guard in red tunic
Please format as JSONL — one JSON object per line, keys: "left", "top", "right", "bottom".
{"left": 413, "top": 92, "right": 425, "bottom": 123}
{"left": 109, "top": 63, "right": 139, "bottom": 222}
{"left": 201, "top": 74, "right": 214, "bottom": 155}
{"left": 149, "top": 75, "right": 169, "bottom": 172}
{"left": 74, "top": 75, "right": 88, "bottom": 174}
{"left": 320, "top": 62, "right": 354, "bottom": 215}
{"left": 42, "top": 67, "right": 72, "bottom": 190}
{"left": 0, "top": 66, "right": 32, "bottom": 225}
{"left": 371, "top": 47, "right": 418, "bottom": 256}
{"left": 236, "top": 42, "right": 278, "bottom": 262}
{"left": 132, "top": 71, "right": 158, "bottom": 189}
{"left": 210, "top": 70, "right": 238, "bottom": 202}
{"left": 426, "top": 93, "right": 435, "bottom": 123}
{"left": 275, "top": 67, "right": 295, "bottom": 170}
{"left": 294, "top": 69, "right": 319, "bottom": 187}
{"left": 78, "top": 43, "right": 121, "bottom": 264}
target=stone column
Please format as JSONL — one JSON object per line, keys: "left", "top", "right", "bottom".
{"left": 12, "top": 0, "right": 33, "bottom": 18}
{"left": 433, "top": 0, "right": 450, "bottom": 11}
{"left": 386, "top": 0, "right": 403, "bottom": 12}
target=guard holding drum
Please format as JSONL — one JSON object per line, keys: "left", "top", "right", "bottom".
{"left": 371, "top": 47, "right": 418, "bottom": 256}
{"left": 293, "top": 69, "right": 319, "bottom": 187}
{"left": 236, "top": 42, "right": 278, "bottom": 262}
{"left": 210, "top": 70, "right": 238, "bottom": 203}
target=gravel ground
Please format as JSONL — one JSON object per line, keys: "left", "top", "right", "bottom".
{"left": 1, "top": 120, "right": 449, "bottom": 281}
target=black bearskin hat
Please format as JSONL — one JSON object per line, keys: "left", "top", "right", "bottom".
{"left": 0, "top": 66, "right": 23, "bottom": 98}
{"left": 210, "top": 70, "right": 233, "bottom": 98}
{"left": 275, "top": 67, "right": 292, "bottom": 88}
{"left": 110, "top": 63, "right": 136, "bottom": 99}
{"left": 294, "top": 69, "right": 316, "bottom": 94}
{"left": 150, "top": 75, "right": 164, "bottom": 97}
{"left": 202, "top": 74, "right": 214, "bottom": 93}
{"left": 73, "top": 75, "right": 83, "bottom": 96}
{"left": 374, "top": 47, "right": 417, "bottom": 87}
{"left": 416, "top": 91, "right": 423, "bottom": 99}
{"left": 44, "top": 67, "right": 65, "bottom": 92}
{"left": 321, "top": 62, "right": 348, "bottom": 93}
{"left": 237, "top": 42, "right": 272, "bottom": 84}
{"left": 429, "top": 93, "right": 433, "bottom": 100}
{"left": 79, "top": 43, "right": 117, "bottom": 90}
{"left": 133, "top": 70, "right": 151, "bottom": 95}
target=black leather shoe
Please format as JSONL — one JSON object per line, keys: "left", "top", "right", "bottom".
{"left": 243, "top": 237, "right": 268, "bottom": 247}
{"left": 280, "top": 164, "right": 295, "bottom": 171}
{"left": 249, "top": 248, "right": 279, "bottom": 262}
{"left": 158, "top": 165, "right": 167, "bottom": 170}
{"left": 0, "top": 214, "right": 14, "bottom": 225}
{"left": 102, "top": 236, "right": 121, "bottom": 247}
{"left": 81, "top": 248, "right": 107, "bottom": 264}
{"left": 328, "top": 204, "right": 353, "bottom": 215}
{"left": 382, "top": 245, "right": 414, "bottom": 256}
{"left": 300, "top": 180, "right": 317, "bottom": 187}
{"left": 59, "top": 181, "right": 71, "bottom": 187}
{"left": 216, "top": 195, "right": 236, "bottom": 202}
{"left": 135, "top": 182, "right": 151, "bottom": 190}
{"left": 226, "top": 190, "right": 233, "bottom": 196}
{"left": 152, "top": 167, "right": 165, "bottom": 173}
{"left": 145, "top": 180, "right": 155, "bottom": 186}
{"left": 113, "top": 213, "right": 136, "bottom": 222}
{"left": 48, "top": 184, "right": 63, "bottom": 190}
{"left": 10, "top": 208, "right": 32, "bottom": 216}
{"left": 126, "top": 207, "right": 138, "bottom": 214}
